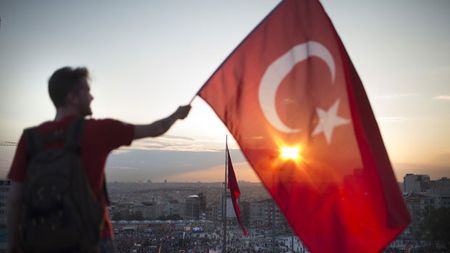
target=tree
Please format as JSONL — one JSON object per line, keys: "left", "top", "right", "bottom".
{"left": 419, "top": 207, "right": 450, "bottom": 250}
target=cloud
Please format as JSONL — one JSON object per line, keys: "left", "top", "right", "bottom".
{"left": 394, "top": 162, "right": 450, "bottom": 181}
{"left": 0, "top": 141, "right": 17, "bottom": 147}
{"left": 106, "top": 149, "right": 248, "bottom": 182}
{"left": 163, "top": 161, "right": 259, "bottom": 183}
{"left": 107, "top": 166, "right": 139, "bottom": 171}
{"left": 116, "top": 136, "right": 228, "bottom": 153}
{"left": 111, "top": 149, "right": 131, "bottom": 155}
{"left": 163, "top": 135, "right": 194, "bottom": 141}
{"left": 427, "top": 65, "right": 450, "bottom": 76}
{"left": 434, "top": 95, "right": 450, "bottom": 101}
{"left": 433, "top": 150, "right": 450, "bottom": 165}
{"left": 376, "top": 116, "right": 412, "bottom": 123}
{"left": 374, "top": 93, "right": 420, "bottom": 100}
{"left": 0, "top": 146, "right": 17, "bottom": 178}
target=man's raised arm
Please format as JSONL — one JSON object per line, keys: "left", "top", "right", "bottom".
{"left": 133, "top": 105, "right": 191, "bottom": 140}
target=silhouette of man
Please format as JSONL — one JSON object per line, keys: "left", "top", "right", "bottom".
{"left": 7, "top": 67, "right": 191, "bottom": 253}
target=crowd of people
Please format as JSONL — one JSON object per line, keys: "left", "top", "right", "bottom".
{"left": 113, "top": 222, "right": 439, "bottom": 253}
{"left": 114, "top": 224, "right": 210, "bottom": 253}
{"left": 113, "top": 223, "right": 306, "bottom": 253}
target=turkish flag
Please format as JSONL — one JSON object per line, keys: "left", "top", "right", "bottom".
{"left": 227, "top": 144, "right": 248, "bottom": 236}
{"left": 198, "top": 0, "right": 410, "bottom": 252}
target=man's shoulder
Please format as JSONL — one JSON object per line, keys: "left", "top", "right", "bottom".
{"left": 30, "top": 115, "right": 78, "bottom": 132}
{"left": 84, "top": 118, "right": 133, "bottom": 135}
{"left": 24, "top": 117, "right": 133, "bottom": 141}
{"left": 22, "top": 120, "right": 60, "bottom": 136}
{"left": 31, "top": 117, "right": 127, "bottom": 130}
{"left": 84, "top": 118, "right": 134, "bottom": 148}
{"left": 31, "top": 120, "right": 55, "bottom": 130}
{"left": 85, "top": 118, "right": 130, "bottom": 128}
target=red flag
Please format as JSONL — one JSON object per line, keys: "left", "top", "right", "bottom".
{"left": 227, "top": 144, "right": 248, "bottom": 236}
{"left": 198, "top": 0, "right": 410, "bottom": 252}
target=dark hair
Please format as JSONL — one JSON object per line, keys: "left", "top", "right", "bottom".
{"left": 48, "top": 67, "right": 89, "bottom": 107}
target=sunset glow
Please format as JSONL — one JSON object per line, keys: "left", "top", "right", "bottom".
{"left": 280, "top": 146, "right": 301, "bottom": 162}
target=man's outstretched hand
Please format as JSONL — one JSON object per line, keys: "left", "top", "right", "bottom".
{"left": 175, "top": 105, "right": 191, "bottom": 120}
{"left": 133, "top": 104, "right": 192, "bottom": 140}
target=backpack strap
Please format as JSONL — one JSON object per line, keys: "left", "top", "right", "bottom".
{"left": 25, "top": 120, "right": 82, "bottom": 157}
{"left": 24, "top": 127, "right": 45, "bottom": 157}
{"left": 64, "top": 118, "right": 85, "bottom": 153}
{"left": 64, "top": 118, "right": 111, "bottom": 206}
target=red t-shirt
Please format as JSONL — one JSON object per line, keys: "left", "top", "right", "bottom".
{"left": 7, "top": 114, "right": 134, "bottom": 239}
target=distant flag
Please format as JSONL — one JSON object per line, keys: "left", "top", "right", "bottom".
{"left": 197, "top": 0, "right": 410, "bottom": 252}
{"left": 226, "top": 144, "right": 248, "bottom": 236}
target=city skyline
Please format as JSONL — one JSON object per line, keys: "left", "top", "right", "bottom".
{"left": 1, "top": 0, "right": 449, "bottom": 182}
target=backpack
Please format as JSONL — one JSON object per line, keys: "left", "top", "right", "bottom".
{"left": 19, "top": 118, "right": 104, "bottom": 253}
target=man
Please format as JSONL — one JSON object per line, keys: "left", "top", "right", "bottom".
{"left": 7, "top": 67, "right": 191, "bottom": 253}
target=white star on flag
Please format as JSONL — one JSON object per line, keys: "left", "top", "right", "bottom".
{"left": 312, "top": 99, "right": 350, "bottom": 144}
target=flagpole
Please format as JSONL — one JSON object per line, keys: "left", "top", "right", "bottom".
{"left": 188, "top": 94, "right": 196, "bottom": 105}
{"left": 272, "top": 201, "right": 275, "bottom": 253}
{"left": 291, "top": 233, "right": 294, "bottom": 253}
{"left": 222, "top": 135, "right": 228, "bottom": 253}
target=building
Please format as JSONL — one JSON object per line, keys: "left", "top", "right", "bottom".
{"left": 397, "top": 175, "right": 450, "bottom": 245}
{"left": 185, "top": 195, "right": 201, "bottom": 219}
{"left": 403, "top": 175, "right": 450, "bottom": 210}
{"left": 197, "top": 192, "right": 206, "bottom": 213}
{"left": 169, "top": 199, "right": 185, "bottom": 217}
{"left": 0, "top": 180, "right": 11, "bottom": 253}
{"left": 427, "top": 177, "right": 450, "bottom": 208}
{"left": 247, "top": 199, "right": 287, "bottom": 230}
{"left": 160, "top": 199, "right": 184, "bottom": 219}
{"left": 404, "top": 174, "right": 430, "bottom": 193}
{"left": 206, "top": 200, "right": 222, "bottom": 222}
{"left": 134, "top": 202, "right": 160, "bottom": 220}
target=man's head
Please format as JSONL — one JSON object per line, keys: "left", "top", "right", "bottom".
{"left": 48, "top": 67, "right": 94, "bottom": 116}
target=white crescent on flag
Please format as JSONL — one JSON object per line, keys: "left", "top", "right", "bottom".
{"left": 258, "top": 41, "right": 336, "bottom": 134}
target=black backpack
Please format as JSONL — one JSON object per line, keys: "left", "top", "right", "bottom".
{"left": 19, "top": 118, "right": 103, "bottom": 253}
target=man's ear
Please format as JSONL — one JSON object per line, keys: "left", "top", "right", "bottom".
{"left": 65, "top": 92, "right": 79, "bottom": 106}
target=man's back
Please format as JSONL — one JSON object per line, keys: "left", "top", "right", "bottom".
{"left": 7, "top": 66, "right": 190, "bottom": 253}
{"left": 8, "top": 114, "right": 134, "bottom": 239}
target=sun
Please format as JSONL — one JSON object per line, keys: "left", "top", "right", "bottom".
{"left": 280, "top": 146, "right": 301, "bottom": 161}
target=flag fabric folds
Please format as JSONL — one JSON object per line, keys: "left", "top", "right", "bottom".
{"left": 198, "top": 0, "right": 410, "bottom": 252}
{"left": 227, "top": 144, "right": 248, "bottom": 236}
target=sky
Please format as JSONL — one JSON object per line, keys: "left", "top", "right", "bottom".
{"left": 0, "top": 0, "right": 449, "bottom": 182}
